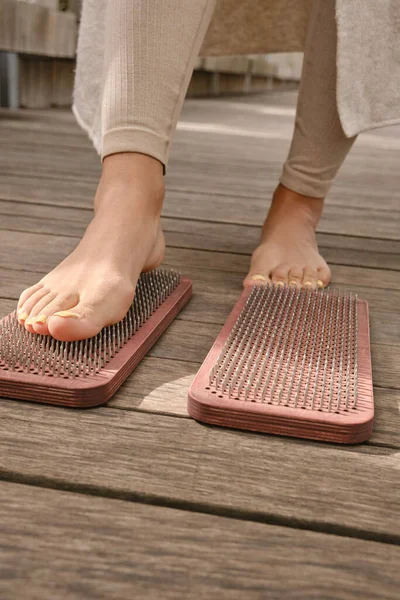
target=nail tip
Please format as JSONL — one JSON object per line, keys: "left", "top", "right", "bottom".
{"left": 53, "top": 311, "right": 80, "bottom": 319}
{"left": 35, "top": 315, "right": 48, "bottom": 324}
{"left": 251, "top": 274, "right": 267, "bottom": 282}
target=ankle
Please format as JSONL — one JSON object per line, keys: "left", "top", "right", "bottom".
{"left": 102, "top": 151, "right": 164, "bottom": 180}
{"left": 273, "top": 184, "right": 324, "bottom": 228}
{"left": 96, "top": 152, "right": 165, "bottom": 218}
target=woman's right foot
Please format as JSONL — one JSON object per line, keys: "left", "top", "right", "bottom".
{"left": 244, "top": 184, "right": 331, "bottom": 289}
{"left": 16, "top": 153, "right": 166, "bottom": 342}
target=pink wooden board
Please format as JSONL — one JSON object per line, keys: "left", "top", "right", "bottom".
{"left": 188, "top": 286, "right": 374, "bottom": 444}
{"left": 0, "top": 278, "right": 192, "bottom": 408}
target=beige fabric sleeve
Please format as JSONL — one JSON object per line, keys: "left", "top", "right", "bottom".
{"left": 101, "top": 0, "right": 216, "bottom": 167}
{"left": 280, "top": 0, "right": 357, "bottom": 198}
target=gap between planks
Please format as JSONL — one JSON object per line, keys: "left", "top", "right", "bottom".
{"left": 1, "top": 199, "right": 400, "bottom": 256}
{"left": 0, "top": 400, "right": 399, "bottom": 545}
{"left": 0, "top": 228, "right": 399, "bottom": 287}
{"left": 1, "top": 172, "right": 400, "bottom": 221}
{"left": 1, "top": 481, "right": 399, "bottom": 600}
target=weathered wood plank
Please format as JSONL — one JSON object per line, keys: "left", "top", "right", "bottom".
{"left": 0, "top": 104, "right": 398, "bottom": 214}
{"left": 165, "top": 190, "right": 400, "bottom": 240}
{"left": 2, "top": 482, "right": 399, "bottom": 600}
{"left": 0, "top": 164, "right": 398, "bottom": 239}
{"left": 0, "top": 225, "right": 394, "bottom": 286}
{"left": 0, "top": 400, "right": 399, "bottom": 541}
{"left": 1, "top": 104, "right": 400, "bottom": 213}
{"left": 0, "top": 147, "right": 398, "bottom": 225}
{"left": 0, "top": 229, "right": 399, "bottom": 301}
{"left": 1, "top": 199, "right": 400, "bottom": 270}
{"left": 112, "top": 358, "right": 400, "bottom": 450}
{"left": 0, "top": 171, "right": 98, "bottom": 205}
{"left": 0, "top": 126, "right": 398, "bottom": 223}
{"left": 1, "top": 124, "right": 399, "bottom": 211}
{"left": 115, "top": 368, "right": 400, "bottom": 450}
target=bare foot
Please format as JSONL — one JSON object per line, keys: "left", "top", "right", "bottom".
{"left": 244, "top": 184, "right": 331, "bottom": 290}
{"left": 16, "top": 153, "right": 166, "bottom": 341}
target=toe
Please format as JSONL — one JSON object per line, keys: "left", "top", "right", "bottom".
{"left": 287, "top": 265, "right": 303, "bottom": 289}
{"left": 271, "top": 264, "right": 290, "bottom": 287}
{"left": 47, "top": 304, "right": 99, "bottom": 342}
{"left": 26, "top": 296, "right": 56, "bottom": 335}
{"left": 19, "top": 287, "right": 52, "bottom": 328}
{"left": 47, "top": 289, "right": 133, "bottom": 342}
{"left": 317, "top": 264, "right": 332, "bottom": 289}
{"left": 28, "top": 292, "right": 56, "bottom": 325}
{"left": 30, "top": 292, "right": 80, "bottom": 336}
{"left": 302, "top": 267, "right": 319, "bottom": 290}
{"left": 243, "top": 273, "right": 271, "bottom": 288}
{"left": 244, "top": 244, "right": 274, "bottom": 288}
{"left": 17, "top": 283, "right": 44, "bottom": 316}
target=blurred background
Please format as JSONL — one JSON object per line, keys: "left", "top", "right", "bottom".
{"left": 0, "top": 0, "right": 303, "bottom": 109}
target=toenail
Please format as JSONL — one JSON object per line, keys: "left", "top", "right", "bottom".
{"left": 251, "top": 274, "right": 267, "bottom": 282}
{"left": 19, "top": 312, "right": 29, "bottom": 321}
{"left": 303, "top": 281, "right": 313, "bottom": 288}
{"left": 25, "top": 317, "right": 33, "bottom": 325}
{"left": 35, "top": 314, "right": 48, "bottom": 324}
{"left": 289, "top": 280, "right": 299, "bottom": 288}
{"left": 317, "top": 280, "right": 324, "bottom": 288}
{"left": 53, "top": 311, "right": 80, "bottom": 319}
{"left": 275, "top": 281, "right": 285, "bottom": 287}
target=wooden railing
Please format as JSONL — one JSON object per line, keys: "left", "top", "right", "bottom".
{"left": 0, "top": 0, "right": 77, "bottom": 57}
{"left": 0, "top": 0, "right": 79, "bottom": 108}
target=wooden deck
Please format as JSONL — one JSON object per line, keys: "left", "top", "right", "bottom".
{"left": 0, "top": 91, "right": 399, "bottom": 599}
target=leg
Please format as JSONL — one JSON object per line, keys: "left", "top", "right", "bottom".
{"left": 17, "top": 0, "right": 216, "bottom": 341}
{"left": 244, "top": 0, "right": 357, "bottom": 290}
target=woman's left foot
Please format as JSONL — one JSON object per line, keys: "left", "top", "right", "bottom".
{"left": 16, "top": 153, "right": 165, "bottom": 342}
{"left": 244, "top": 184, "right": 331, "bottom": 290}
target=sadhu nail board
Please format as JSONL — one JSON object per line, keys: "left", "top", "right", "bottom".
{"left": 0, "top": 270, "right": 192, "bottom": 408}
{"left": 188, "top": 285, "right": 373, "bottom": 444}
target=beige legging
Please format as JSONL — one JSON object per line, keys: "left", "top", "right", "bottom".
{"left": 102, "top": 0, "right": 357, "bottom": 198}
